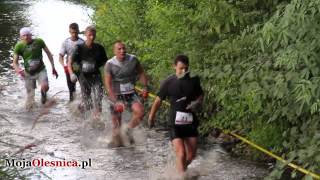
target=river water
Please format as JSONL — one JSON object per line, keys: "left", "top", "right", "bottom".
{"left": 0, "top": 0, "right": 268, "bottom": 179}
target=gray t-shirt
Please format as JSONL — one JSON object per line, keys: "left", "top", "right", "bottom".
{"left": 59, "top": 37, "right": 84, "bottom": 62}
{"left": 105, "top": 54, "right": 140, "bottom": 95}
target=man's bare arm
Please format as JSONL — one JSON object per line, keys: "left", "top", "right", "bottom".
{"left": 12, "top": 54, "right": 21, "bottom": 74}
{"left": 104, "top": 73, "right": 117, "bottom": 102}
{"left": 148, "top": 97, "right": 162, "bottom": 127}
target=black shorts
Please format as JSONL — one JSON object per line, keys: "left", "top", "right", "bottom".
{"left": 109, "top": 93, "right": 141, "bottom": 115}
{"left": 170, "top": 124, "right": 199, "bottom": 141}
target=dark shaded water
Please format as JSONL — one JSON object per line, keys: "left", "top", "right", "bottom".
{"left": 0, "top": 1, "right": 29, "bottom": 76}
{"left": 0, "top": 0, "right": 268, "bottom": 179}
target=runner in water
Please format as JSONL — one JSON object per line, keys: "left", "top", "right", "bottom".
{"left": 59, "top": 23, "right": 84, "bottom": 101}
{"left": 13, "top": 27, "right": 58, "bottom": 110}
{"left": 104, "top": 40, "right": 148, "bottom": 147}
{"left": 148, "top": 54, "right": 204, "bottom": 177}
{"left": 68, "top": 25, "right": 107, "bottom": 120}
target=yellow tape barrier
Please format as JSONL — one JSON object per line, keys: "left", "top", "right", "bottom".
{"left": 135, "top": 86, "right": 320, "bottom": 179}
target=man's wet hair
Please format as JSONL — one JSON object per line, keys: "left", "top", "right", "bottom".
{"left": 113, "top": 40, "right": 124, "bottom": 45}
{"left": 174, "top": 54, "right": 189, "bottom": 66}
{"left": 69, "top": 23, "right": 79, "bottom": 32}
{"left": 113, "top": 40, "right": 125, "bottom": 48}
{"left": 85, "top": 25, "right": 96, "bottom": 33}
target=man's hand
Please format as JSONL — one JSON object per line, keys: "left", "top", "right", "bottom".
{"left": 70, "top": 73, "right": 77, "bottom": 83}
{"left": 141, "top": 88, "right": 149, "bottom": 99}
{"left": 64, "top": 65, "right": 69, "bottom": 74}
{"left": 114, "top": 102, "right": 125, "bottom": 113}
{"left": 148, "top": 119, "right": 155, "bottom": 129}
{"left": 186, "top": 100, "right": 201, "bottom": 112}
{"left": 52, "top": 68, "right": 58, "bottom": 79}
{"left": 18, "top": 69, "right": 25, "bottom": 79}
{"left": 148, "top": 116, "right": 155, "bottom": 129}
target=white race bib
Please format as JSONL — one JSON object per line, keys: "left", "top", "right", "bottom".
{"left": 28, "top": 59, "right": 41, "bottom": 71}
{"left": 82, "top": 62, "right": 95, "bottom": 73}
{"left": 175, "top": 111, "right": 193, "bottom": 125}
{"left": 120, "top": 82, "right": 134, "bottom": 94}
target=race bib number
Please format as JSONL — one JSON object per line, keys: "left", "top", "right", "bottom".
{"left": 120, "top": 82, "right": 134, "bottom": 94}
{"left": 175, "top": 111, "right": 193, "bottom": 125}
{"left": 29, "top": 59, "right": 40, "bottom": 71}
{"left": 82, "top": 62, "right": 95, "bottom": 73}
{"left": 28, "top": 59, "right": 41, "bottom": 72}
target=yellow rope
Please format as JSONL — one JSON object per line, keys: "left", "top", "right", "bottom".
{"left": 135, "top": 86, "right": 320, "bottom": 179}
{"left": 229, "top": 132, "right": 320, "bottom": 179}
{"left": 135, "top": 86, "right": 170, "bottom": 106}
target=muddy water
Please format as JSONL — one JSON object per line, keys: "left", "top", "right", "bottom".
{"left": 0, "top": 0, "right": 268, "bottom": 179}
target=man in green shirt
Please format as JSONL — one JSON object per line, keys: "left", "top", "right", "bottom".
{"left": 13, "top": 27, "right": 58, "bottom": 110}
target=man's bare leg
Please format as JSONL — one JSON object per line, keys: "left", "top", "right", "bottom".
{"left": 109, "top": 114, "right": 123, "bottom": 147}
{"left": 128, "top": 102, "right": 144, "bottom": 129}
{"left": 172, "top": 138, "right": 187, "bottom": 176}
{"left": 184, "top": 137, "right": 197, "bottom": 168}
{"left": 25, "top": 88, "right": 35, "bottom": 110}
{"left": 25, "top": 79, "right": 35, "bottom": 110}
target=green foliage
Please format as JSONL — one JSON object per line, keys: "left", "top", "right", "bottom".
{"left": 258, "top": 0, "right": 320, "bottom": 178}
{"left": 87, "top": 0, "right": 320, "bottom": 178}
{"left": 0, "top": 156, "right": 26, "bottom": 180}
{"left": 248, "top": 119, "right": 283, "bottom": 153}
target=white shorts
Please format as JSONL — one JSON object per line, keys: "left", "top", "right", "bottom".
{"left": 25, "top": 69, "right": 48, "bottom": 91}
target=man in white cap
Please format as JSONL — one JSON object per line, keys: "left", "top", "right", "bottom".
{"left": 13, "top": 27, "right": 58, "bottom": 110}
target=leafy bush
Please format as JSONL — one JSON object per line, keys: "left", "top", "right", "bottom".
{"left": 86, "top": 0, "right": 320, "bottom": 178}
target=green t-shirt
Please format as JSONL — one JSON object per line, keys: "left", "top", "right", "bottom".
{"left": 14, "top": 38, "right": 46, "bottom": 73}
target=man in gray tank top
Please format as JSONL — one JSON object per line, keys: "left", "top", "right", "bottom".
{"left": 104, "top": 41, "right": 148, "bottom": 147}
